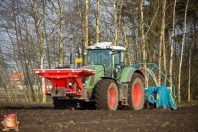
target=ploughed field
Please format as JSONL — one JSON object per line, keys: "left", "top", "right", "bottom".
{"left": 0, "top": 102, "right": 198, "bottom": 132}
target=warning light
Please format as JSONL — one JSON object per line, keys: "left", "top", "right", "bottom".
{"left": 90, "top": 40, "right": 93, "bottom": 45}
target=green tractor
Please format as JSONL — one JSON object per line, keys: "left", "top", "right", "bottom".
{"left": 34, "top": 42, "right": 176, "bottom": 110}
{"left": 82, "top": 42, "right": 145, "bottom": 110}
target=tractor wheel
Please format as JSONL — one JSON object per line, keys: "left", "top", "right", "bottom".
{"left": 95, "top": 79, "right": 119, "bottom": 110}
{"left": 128, "top": 73, "right": 145, "bottom": 110}
{"left": 53, "top": 97, "right": 67, "bottom": 109}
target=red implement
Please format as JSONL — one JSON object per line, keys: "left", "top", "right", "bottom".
{"left": 33, "top": 69, "right": 95, "bottom": 96}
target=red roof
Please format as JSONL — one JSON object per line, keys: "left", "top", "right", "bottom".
{"left": 9, "top": 72, "right": 25, "bottom": 80}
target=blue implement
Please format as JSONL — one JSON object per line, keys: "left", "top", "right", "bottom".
{"left": 145, "top": 85, "right": 177, "bottom": 109}
{"left": 131, "top": 63, "right": 177, "bottom": 110}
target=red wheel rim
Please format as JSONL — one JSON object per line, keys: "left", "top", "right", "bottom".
{"left": 108, "top": 88, "right": 116, "bottom": 108}
{"left": 132, "top": 83, "right": 142, "bottom": 107}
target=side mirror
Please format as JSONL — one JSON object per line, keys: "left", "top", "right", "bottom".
{"left": 120, "top": 52, "right": 124, "bottom": 63}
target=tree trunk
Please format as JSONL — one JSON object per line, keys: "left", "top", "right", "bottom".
{"left": 162, "top": 0, "right": 167, "bottom": 84}
{"left": 169, "top": 0, "right": 177, "bottom": 89}
{"left": 123, "top": 26, "right": 131, "bottom": 66}
{"left": 43, "top": 0, "right": 51, "bottom": 69}
{"left": 187, "top": 28, "right": 195, "bottom": 101}
{"left": 96, "top": 0, "right": 100, "bottom": 43}
{"left": 84, "top": 0, "right": 89, "bottom": 65}
{"left": 188, "top": 45, "right": 192, "bottom": 101}
{"left": 30, "top": 0, "right": 46, "bottom": 102}
{"left": 117, "top": 0, "right": 123, "bottom": 46}
{"left": 114, "top": 0, "right": 118, "bottom": 46}
{"left": 158, "top": 0, "right": 166, "bottom": 85}
{"left": 57, "top": 0, "right": 64, "bottom": 67}
{"left": 178, "top": 0, "right": 189, "bottom": 103}
{"left": 0, "top": 48, "right": 11, "bottom": 102}
{"left": 85, "top": 0, "right": 89, "bottom": 48}
{"left": 140, "top": 0, "right": 146, "bottom": 63}
{"left": 146, "top": 0, "right": 159, "bottom": 63}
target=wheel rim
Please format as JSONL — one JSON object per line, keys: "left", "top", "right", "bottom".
{"left": 108, "top": 88, "right": 116, "bottom": 108}
{"left": 132, "top": 83, "right": 142, "bottom": 107}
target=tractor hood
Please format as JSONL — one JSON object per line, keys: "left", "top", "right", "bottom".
{"left": 81, "top": 64, "right": 105, "bottom": 76}
{"left": 80, "top": 64, "right": 105, "bottom": 89}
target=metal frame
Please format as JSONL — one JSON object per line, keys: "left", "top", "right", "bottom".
{"left": 131, "top": 63, "right": 176, "bottom": 99}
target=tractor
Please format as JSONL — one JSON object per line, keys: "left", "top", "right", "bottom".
{"left": 33, "top": 42, "right": 177, "bottom": 110}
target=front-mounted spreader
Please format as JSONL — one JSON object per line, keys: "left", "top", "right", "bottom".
{"left": 33, "top": 69, "right": 95, "bottom": 97}
{"left": 132, "top": 63, "right": 177, "bottom": 109}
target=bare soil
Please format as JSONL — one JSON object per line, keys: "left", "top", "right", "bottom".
{"left": 0, "top": 102, "right": 198, "bottom": 132}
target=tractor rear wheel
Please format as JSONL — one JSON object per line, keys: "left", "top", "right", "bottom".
{"left": 128, "top": 73, "right": 145, "bottom": 110}
{"left": 95, "top": 79, "right": 119, "bottom": 110}
{"left": 53, "top": 97, "right": 67, "bottom": 109}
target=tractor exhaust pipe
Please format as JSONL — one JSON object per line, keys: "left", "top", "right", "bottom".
{"left": 70, "top": 53, "right": 74, "bottom": 64}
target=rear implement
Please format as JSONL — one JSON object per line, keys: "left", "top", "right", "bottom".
{"left": 132, "top": 63, "right": 177, "bottom": 109}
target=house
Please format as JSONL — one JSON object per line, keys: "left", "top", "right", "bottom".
{"left": 8, "top": 72, "right": 26, "bottom": 89}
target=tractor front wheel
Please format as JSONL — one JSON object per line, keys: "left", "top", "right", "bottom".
{"left": 128, "top": 73, "right": 145, "bottom": 110}
{"left": 95, "top": 79, "right": 119, "bottom": 110}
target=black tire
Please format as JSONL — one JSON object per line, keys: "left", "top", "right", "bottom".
{"left": 144, "top": 100, "right": 156, "bottom": 109}
{"left": 66, "top": 101, "right": 77, "bottom": 110}
{"left": 79, "top": 102, "right": 96, "bottom": 110}
{"left": 128, "top": 73, "right": 145, "bottom": 110}
{"left": 95, "top": 79, "right": 119, "bottom": 110}
{"left": 53, "top": 97, "right": 67, "bottom": 109}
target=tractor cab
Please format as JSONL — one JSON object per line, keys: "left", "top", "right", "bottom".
{"left": 85, "top": 42, "right": 126, "bottom": 78}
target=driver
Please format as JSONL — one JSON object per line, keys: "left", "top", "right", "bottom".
{"left": 103, "top": 53, "right": 112, "bottom": 77}
{"left": 103, "top": 53, "right": 111, "bottom": 67}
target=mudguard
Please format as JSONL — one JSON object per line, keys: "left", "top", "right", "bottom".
{"left": 120, "top": 67, "right": 142, "bottom": 83}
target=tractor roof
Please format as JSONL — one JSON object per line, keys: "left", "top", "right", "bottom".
{"left": 86, "top": 42, "right": 126, "bottom": 51}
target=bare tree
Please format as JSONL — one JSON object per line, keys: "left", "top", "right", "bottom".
{"left": 117, "top": 0, "right": 123, "bottom": 46}
{"left": 140, "top": 0, "right": 146, "bottom": 63}
{"left": 113, "top": 0, "right": 118, "bottom": 46}
{"left": 96, "top": 0, "right": 100, "bottom": 43}
{"left": 178, "top": 0, "right": 189, "bottom": 103}
{"left": 75, "top": 0, "right": 89, "bottom": 64}
{"left": 122, "top": 26, "right": 131, "bottom": 66}
{"left": 158, "top": 0, "right": 166, "bottom": 85}
{"left": 188, "top": 39, "right": 194, "bottom": 101}
{"left": 145, "top": 0, "right": 159, "bottom": 63}
{"left": 169, "top": 0, "right": 177, "bottom": 89}
{"left": 85, "top": 0, "right": 89, "bottom": 48}
{"left": 30, "top": 0, "right": 46, "bottom": 102}
{"left": 187, "top": 21, "right": 196, "bottom": 101}
{"left": 113, "top": 0, "right": 123, "bottom": 46}
{"left": 57, "top": 0, "right": 64, "bottom": 67}
{"left": 162, "top": 0, "right": 167, "bottom": 84}
{"left": 0, "top": 46, "right": 12, "bottom": 102}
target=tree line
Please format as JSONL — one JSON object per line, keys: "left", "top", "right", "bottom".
{"left": 0, "top": 0, "right": 197, "bottom": 103}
